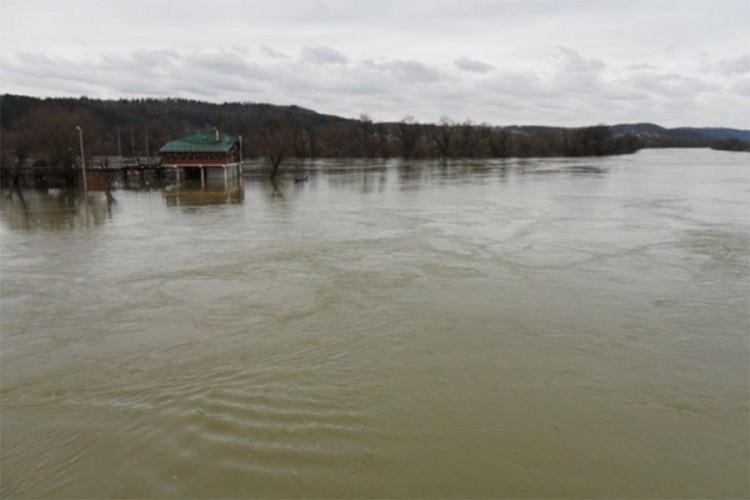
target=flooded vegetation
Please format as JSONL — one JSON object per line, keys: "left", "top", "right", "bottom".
{"left": 1, "top": 149, "right": 748, "bottom": 498}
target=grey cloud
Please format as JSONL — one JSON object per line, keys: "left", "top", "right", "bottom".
{"left": 484, "top": 71, "right": 545, "bottom": 96}
{"left": 729, "top": 76, "right": 750, "bottom": 96}
{"left": 599, "top": 84, "right": 645, "bottom": 101}
{"left": 0, "top": 49, "right": 269, "bottom": 101}
{"left": 301, "top": 46, "right": 349, "bottom": 65}
{"left": 3, "top": 53, "right": 84, "bottom": 81}
{"left": 454, "top": 57, "right": 494, "bottom": 73}
{"left": 627, "top": 62, "right": 658, "bottom": 71}
{"left": 556, "top": 47, "right": 605, "bottom": 74}
{"left": 0, "top": 53, "right": 111, "bottom": 97}
{"left": 365, "top": 59, "right": 442, "bottom": 83}
{"left": 718, "top": 54, "right": 750, "bottom": 75}
{"left": 260, "top": 45, "right": 289, "bottom": 60}
{"left": 1, "top": 41, "right": 745, "bottom": 129}
{"left": 627, "top": 72, "right": 717, "bottom": 98}
{"left": 550, "top": 47, "right": 607, "bottom": 94}
{"left": 184, "top": 52, "right": 259, "bottom": 77}
{"left": 131, "top": 49, "right": 181, "bottom": 67}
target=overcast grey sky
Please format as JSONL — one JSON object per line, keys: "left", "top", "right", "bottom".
{"left": 1, "top": 0, "right": 748, "bottom": 128}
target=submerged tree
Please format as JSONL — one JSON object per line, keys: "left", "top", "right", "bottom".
{"left": 7, "top": 104, "right": 104, "bottom": 185}
{"left": 711, "top": 137, "right": 749, "bottom": 152}
{"left": 433, "top": 117, "right": 453, "bottom": 159}
{"left": 0, "top": 128, "right": 31, "bottom": 187}
{"left": 255, "top": 111, "right": 293, "bottom": 179}
{"left": 397, "top": 116, "right": 422, "bottom": 160}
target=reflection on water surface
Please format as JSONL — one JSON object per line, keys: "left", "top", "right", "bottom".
{"left": 1, "top": 150, "right": 748, "bottom": 498}
{"left": 0, "top": 188, "right": 116, "bottom": 230}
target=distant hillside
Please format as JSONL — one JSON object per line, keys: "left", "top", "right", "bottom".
{"left": 0, "top": 94, "right": 348, "bottom": 133}
{"left": 610, "top": 122, "right": 749, "bottom": 147}
{"left": 3, "top": 95, "right": 746, "bottom": 139}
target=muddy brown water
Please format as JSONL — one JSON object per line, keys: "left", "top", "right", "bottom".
{"left": 1, "top": 149, "right": 748, "bottom": 498}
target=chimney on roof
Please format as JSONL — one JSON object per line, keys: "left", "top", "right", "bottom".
{"left": 215, "top": 128, "right": 220, "bottom": 142}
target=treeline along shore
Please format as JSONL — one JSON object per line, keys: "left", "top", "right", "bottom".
{"left": 1, "top": 94, "right": 748, "bottom": 187}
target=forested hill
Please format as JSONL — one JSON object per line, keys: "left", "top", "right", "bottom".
{"left": 609, "top": 123, "right": 749, "bottom": 147}
{"left": 1, "top": 95, "right": 748, "bottom": 163}
{"left": 0, "top": 94, "right": 345, "bottom": 140}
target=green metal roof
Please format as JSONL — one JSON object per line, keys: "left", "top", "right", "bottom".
{"left": 159, "top": 131, "right": 237, "bottom": 154}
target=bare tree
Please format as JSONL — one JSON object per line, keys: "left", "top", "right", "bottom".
{"left": 12, "top": 104, "right": 103, "bottom": 185}
{"left": 355, "top": 114, "right": 378, "bottom": 158}
{"left": 0, "top": 128, "right": 31, "bottom": 187}
{"left": 256, "top": 111, "right": 293, "bottom": 179}
{"left": 489, "top": 128, "right": 511, "bottom": 158}
{"left": 397, "top": 116, "right": 421, "bottom": 160}
{"left": 375, "top": 122, "right": 391, "bottom": 159}
{"left": 433, "top": 117, "right": 454, "bottom": 159}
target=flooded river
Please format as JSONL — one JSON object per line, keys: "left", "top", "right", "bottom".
{"left": 1, "top": 149, "right": 748, "bottom": 498}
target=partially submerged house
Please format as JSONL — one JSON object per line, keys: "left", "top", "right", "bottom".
{"left": 159, "top": 129, "right": 241, "bottom": 187}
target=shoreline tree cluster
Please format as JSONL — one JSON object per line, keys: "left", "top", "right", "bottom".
{"left": 1, "top": 94, "right": 741, "bottom": 186}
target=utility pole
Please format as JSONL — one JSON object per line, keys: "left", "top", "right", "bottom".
{"left": 75, "top": 125, "right": 87, "bottom": 191}
{"left": 130, "top": 126, "right": 136, "bottom": 159}
{"left": 239, "top": 135, "right": 243, "bottom": 177}
{"left": 144, "top": 127, "right": 150, "bottom": 161}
